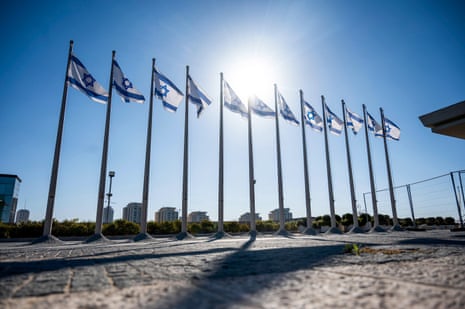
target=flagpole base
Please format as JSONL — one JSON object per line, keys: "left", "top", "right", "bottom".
{"left": 84, "top": 233, "right": 111, "bottom": 244}
{"left": 31, "top": 234, "right": 64, "bottom": 245}
{"left": 176, "top": 231, "right": 194, "bottom": 240}
{"left": 369, "top": 225, "right": 386, "bottom": 233}
{"left": 275, "top": 229, "right": 290, "bottom": 236}
{"left": 133, "top": 232, "right": 154, "bottom": 242}
{"left": 248, "top": 230, "right": 258, "bottom": 240}
{"left": 325, "top": 227, "right": 342, "bottom": 235}
{"left": 302, "top": 227, "right": 318, "bottom": 235}
{"left": 390, "top": 224, "right": 404, "bottom": 232}
{"left": 211, "top": 231, "right": 232, "bottom": 239}
{"left": 348, "top": 226, "right": 365, "bottom": 234}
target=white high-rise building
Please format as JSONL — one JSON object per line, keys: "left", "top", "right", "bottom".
{"left": 268, "top": 208, "right": 293, "bottom": 222}
{"left": 122, "top": 202, "right": 142, "bottom": 224}
{"left": 155, "top": 207, "right": 178, "bottom": 223}
{"left": 103, "top": 206, "right": 114, "bottom": 224}
{"left": 16, "top": 209, "right": 29, "bottom": 224}
{"left": 238, "top": 212, "right": 262, "bottom": 223}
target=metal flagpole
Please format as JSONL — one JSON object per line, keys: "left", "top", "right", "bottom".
{"left": 450, "top": 172, "right": 464, "bottom": 228}
{"left": 362, "top": 104, "right": 384, "bottom": 232}
{"left": 177, "top": 65, "right": 191, "bottom": 240}
{"left": 299, "top": 90, "right": 316, "bottom": 235}
{"left": 214, "top": 73, "right": 226, "bottom": 238}
{"left": 36, "top": 40, "right": 74, "bottom": 244}
{"left": 380, "top": 108, "right": 402, "bottom": 231}
{"left": 274, "top": 84, "right": 287, "bottom": 235}
{"left": 342, "top": 100, "right": 363, "bottom": 233}
{"left": 87, "top": 50, "right": 116, "bottom": 242}
{"left": 322, "top": 96, "right": 341, "bottom": 234}
{"left": 247, "top": 97, "right": 257, "bottom": 238}
{"left": 406, "top": 184, "right": 416, "bottom": 227}
{"left": 134, "top": 58, "right": 156, "bottom": 241}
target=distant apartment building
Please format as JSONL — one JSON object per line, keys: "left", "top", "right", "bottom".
{"left": 238, "top": 212, "right": 262, "bottom": 223}
{"left": 268, "top": 208, "right": 293, "bottom": 222}
{"left": 16, "top": 209, "right": 30, "bottom": 224}
{"left": 0, "top": 174, "right": 21, "bottom": 223}
{"left": 103, "top": 206, "right": 114, "bottom": 224}
{"left": 155, "top": 207, "right": 178, "bottom": 223}
{"left": 122, "top": 202, "right": 142, "bottom": 224}
{"left": 187, "top": 211, "right": 209, "bottom": 223}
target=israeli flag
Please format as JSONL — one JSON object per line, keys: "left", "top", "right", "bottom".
{"left": 223, "top": 80, "right": 248, "bottom": 118}
{"left": 278, "top": 92, "right": 299, "bottom": 126}
{"left": 67, "top": 54, "right": 108, "bottom": 104}
{"left": 367, "top": 112, "right": 383, "bottom": 137}
{"left": 250, "top": 96, "right": 276, "bottom": 118}
{"left": 112, "top": 60, "right": 145, "bottom": 104}
{"left": 324, "top": 103, "right": 343, "bottom": 135}
{"left": 154, "top": 66, "right": 184, "bottom": 112}
{"left": 384, "top": 117, "right": 401, "bottom": 141}
{"left": 188, "top": 75, "right": 212, "bottom": 117}
{"left": 303, "top": 101, "right": 323, "bottom": 132}
{"left": 345, "top": 106, "right": 363, "bottom": 134}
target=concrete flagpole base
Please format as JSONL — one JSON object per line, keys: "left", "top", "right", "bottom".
{"left": 369, "top": 225, "right": 386, "bottom": 233}
{"left": 31, "top": 234, "right": 64, "bottom": 245}
{"left": 248, "top": 230, "right": 258, "bottom": 240}
{"left": 275, "top": 229, "right": 290, "bottom": 236}
{"left": 302, "top": 227, "right": 318, "bottom": 235}
{"left": 84, "top": 233, "right": 111, "bottom": 244}
{"left": 348, "top": 226, "right": 365, "bottom": 234}
{"left": 211, "top": 231, "right": 232, "bottom": 239}
{"left": 133, "top": 233, "right": 154, "bottom": 242}
{"left": 176, "top": 231, "right": 194, "bottom": 240}
{"left": 325, "top": 227, "right": 342, "bottom": 235}
{"left": 390, "top": 224, "right": 404, "bottom": 232}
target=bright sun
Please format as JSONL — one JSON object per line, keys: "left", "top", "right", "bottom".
{"left": 225, "top": 55, "right": 275, "bottom": 102}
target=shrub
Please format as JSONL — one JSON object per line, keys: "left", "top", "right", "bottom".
{"left": 285, "top": 221, "right": 298, "bottom": 232}
{"left": 103, "top": 220, "right": 139, "bottom": 235}
{"left": 188, "top": 223, "right": 202, "bottom": 234}
{"left": 445, "top": 217, "right": 456, "bottom": 225}
{"left": 200, "top": 220, "right": 215, "bottom": 233}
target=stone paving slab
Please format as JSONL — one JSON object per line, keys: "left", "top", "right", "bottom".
{"left": 0, "top": 230, "right": 464, "bottom": 308}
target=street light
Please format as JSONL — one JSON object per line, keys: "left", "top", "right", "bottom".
{"left": 106, "top": 171, "right": 115, "bottom": 223}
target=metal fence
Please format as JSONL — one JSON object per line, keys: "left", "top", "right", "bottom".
{"left": 363, "top": 170, "right": 465, "bottom": 226}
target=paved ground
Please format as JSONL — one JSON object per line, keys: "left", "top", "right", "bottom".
{"left": 0, "top": 230, "right": 464, "bottom": 308}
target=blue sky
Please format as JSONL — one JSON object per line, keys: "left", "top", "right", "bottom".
{"left": 1, "top": 0, "right": 464, "bottom": 223}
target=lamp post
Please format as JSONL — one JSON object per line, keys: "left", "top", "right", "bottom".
{"left": 106, "top": 171, "right": 115, "bottom": 224}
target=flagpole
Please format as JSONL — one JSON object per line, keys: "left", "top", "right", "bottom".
{"left": 134, "top": 58, "right": 156, "bottom": 241}
{"left": 87, "top": 50, "right": 115, "bottom": 242}
{"left": 274, "top": 84, "right": 287, "bottom": 235}
{"left": 342, "top": 100, "right": 363, "bottom": 233}
{"left": 247, "top": 97, "right": 257, "bottom": 238}
{"left": 177, "top": 65, "right": 191, "bottom": 240}
{"left": 214, "top": 72, "right": 225, "bottom": 238}
{"left": 36, "top": 40, "right": 74, "bottom": 244}
{"left": 380, "top": 108, "right": 402, "bottom": 231}
{"left": 322, "top": 96, "right": 341, "bottom": 234}
{"left": 363, "top": 104, "right": 383, "bottom": 232}
{"left": 299, "top": 90, "right": 316, "bottom": 235}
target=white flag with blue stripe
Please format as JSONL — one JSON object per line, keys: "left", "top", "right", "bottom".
{"left": 324, "top": 103, "right": 343, "bottom": 135}
{"left": 384, "top": 117, "right": 401, "bottom": 141}
{"left": 188, "top": 75, "right": 212, "bottom": 117}
{"left": 345, "top": 106, "right": 363, "bottom": 134}
{"left": 223, "top": 80, "right": 248, "bottom": 118}
{"left": 303, "top": 101, "right": 323, "bottom": 132}
{"left": 250, "top": 96, "right": 275, "bottom": 118}
{"left": 367, "top": 112, "right": 383, "bottom": 137}
{"left": 278, "top": 92, "right": 299, "bottom": 126}
{"left": 67, "top": 54, "right": 108, "bottom": 104}
{"left": 154, "top": 66, "right": 184, "bottom": 112}
{"left": 112, "top": 60, "right": 145, "bottom": 104}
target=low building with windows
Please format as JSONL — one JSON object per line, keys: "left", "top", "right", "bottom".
{"left": 0, "top": 174, "right": 21, "bottom": 223}
{"left": 238, "top": 212, "right": 262, "bottom": 223}
{"left": 187, "top": 211, "right": 209, "bottom": 223}
{"left": 268, "top": 208, "right": 293, "bottom": 222}
{"left": 122, "top": 202, "right": 142, "bottom": 224}
{"left": 16, "top": 209, "right": 30, "bottom": 224}
{"left": 103, "top": 206, "right": 114, "bottom": 224}
{"left": 155, "top": 207, "right": 178, "bottom": 223}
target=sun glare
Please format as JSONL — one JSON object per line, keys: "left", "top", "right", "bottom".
{"left": 226, "top": 55, "right": 275, "bottom": 103}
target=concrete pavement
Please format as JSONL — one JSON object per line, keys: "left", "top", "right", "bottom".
{"left": 1, "top": 230, "right": 464, "bottom": 308}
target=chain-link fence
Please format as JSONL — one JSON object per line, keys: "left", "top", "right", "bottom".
{"left": 363, "top": 170, "right": 465, "bottom": 227}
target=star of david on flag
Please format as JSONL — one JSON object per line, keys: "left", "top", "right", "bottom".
{"left": 383, "top": 117, "right": 401, "bottom": 141}
{"left": 223, "top": 80, "right": 248, "bottom": 118}
{"left": 303, "top": 101, "right": 323, "bottom": 132}
{"left": 249, "top": 96, "right": 275, "bottom": 118}
{"left": 278, "top": 92, "right": 299, "bottom": 126}
{"left": 188, "top": 75, "right": 212, "bottom": 117}
{"left": 345, "top": 106, "right": 363, "bottom": 134}
{"left": 324, "top": 103, "right": 343, "bottom": 135}
{"left": 67, "top": 54, "right": 108, "bottom": 104}
{"left": 367, "top": 112, "right": 383, "bottom": 137}
{"left": 154, "top": 66, "right": 184, "bottom": 112}
{"left": 112, "top": 60, "right": 145, "bottom": 104}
